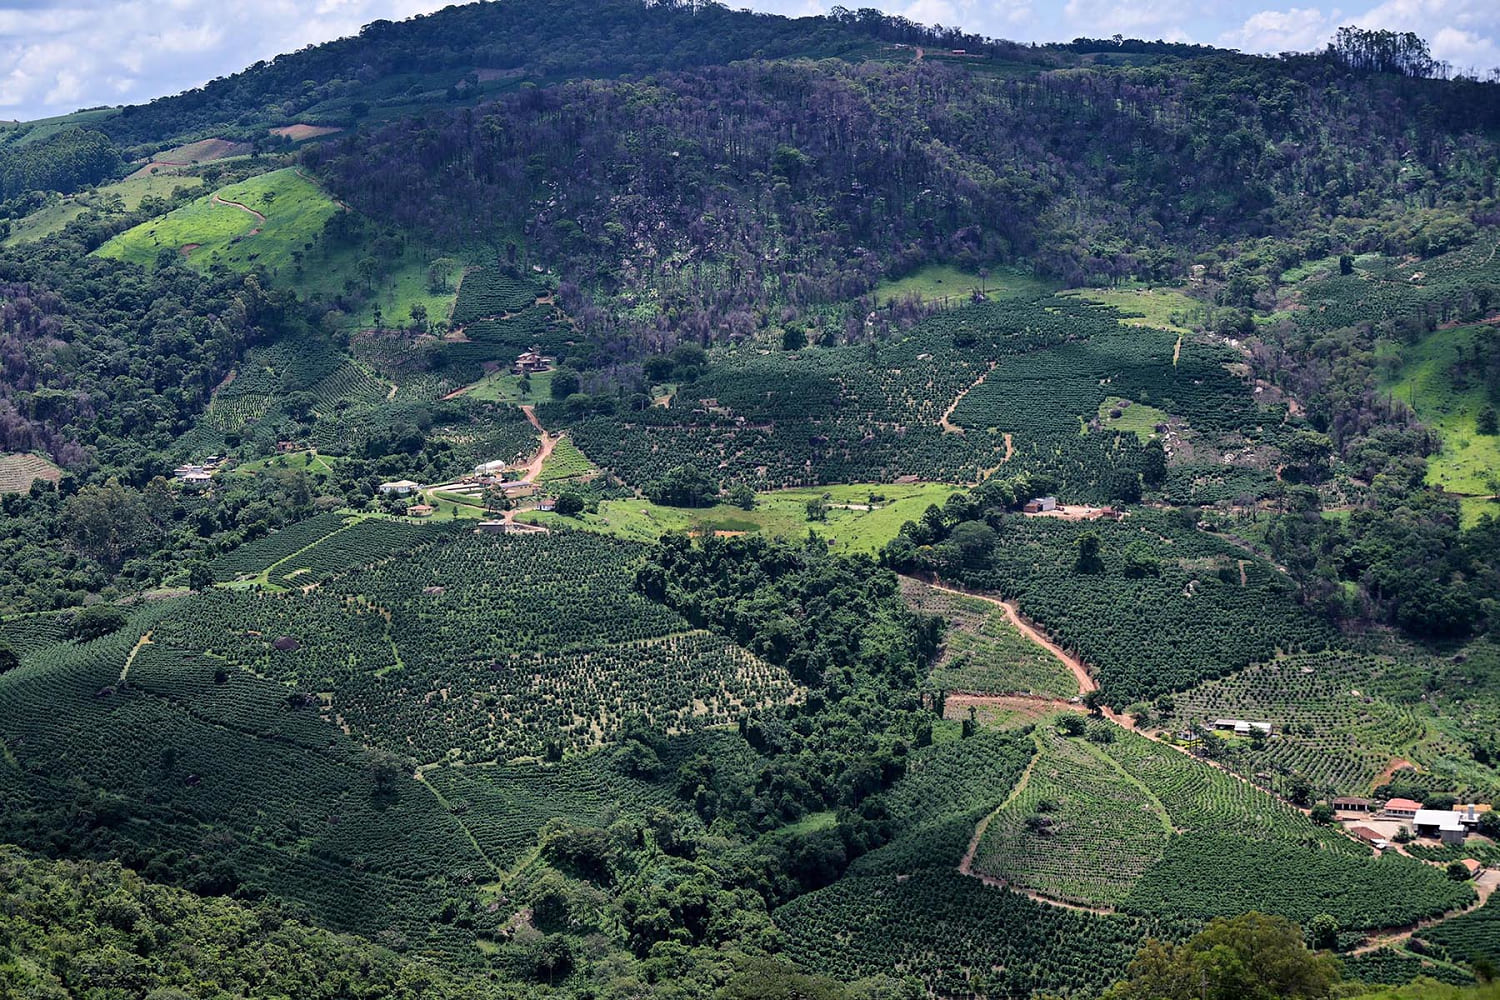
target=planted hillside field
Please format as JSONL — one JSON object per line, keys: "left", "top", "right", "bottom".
{"left": 158, "top": 532, "right": 800, "bottom": 760}
{"left": 901, "top": 578, "right": 1079, "bottom": 697}
{"left": 775, "top": 870, "right": 1193, "bottom": 999}
{"left": 206, "top": 511, "right": 349, "bottom": 581}
{"left": 0, "top": 613, "right": 497, "bottom": 954}
{"left": 972, "top": 729, "right": 1172, "bottom": 906}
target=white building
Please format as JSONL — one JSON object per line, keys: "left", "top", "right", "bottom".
{"left": 378, "top": 480, "right": 420, "bottom": 496}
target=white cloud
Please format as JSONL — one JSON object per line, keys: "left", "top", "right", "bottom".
{"left": 1219, "top": 8, "right": 1338, "bottom": 53}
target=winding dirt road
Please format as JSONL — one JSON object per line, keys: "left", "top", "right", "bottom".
{"left": 212, "top": 194, "right": 266, "bottom": 234}
{"left": 939, "top": 363, "right": 995, "bottom": 433}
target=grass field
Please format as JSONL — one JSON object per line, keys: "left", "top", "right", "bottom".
{"left": 1097, "top": 395, "right": 1168, "bottom": 441}
{"left": 1380, "top": 322, "right": 1500, "bottom": 497}
{"left": 97, "top": 168, "right": 340, "bottom": 274}
{"left": 5, "top": 174, "right": 206, "bottom": 245}
{"left": 465, "top": 368, "right": 555, "bottom": 403}
{"left": 307, "top": 245, "right": 463, "bottom": 332}
{"left": 231, "top": 450, "right": 337, "bottom": 477}
{"left": 0, "top": 453, "right": 62, "bottom": 493}
{"left": 523, "top": 481, "right": 960, "bottom": 552}
{"left": 1063, "top": 286, "right": 1204, "bottom": 335}
{"left": 874, "top": 264, "right": 1054, "bottom": 307}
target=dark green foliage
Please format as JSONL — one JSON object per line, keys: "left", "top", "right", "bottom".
{"left": 1103, "top": 912, "right": 1341, "bottom": 1000}
{"left": 1120, "top": 834, "right": 1473, "bottom": 929}
{"left": 0, "top": 129, "right": 122, "bottom": 199}
{"left": 775, "top": 870, "right": 1193, "bottom": 999}
{"left": 0, "top": 846, "right": 521, "bottom": 1000}
{"left": 206, "top": 511, "right": 348, "bottom": 581}
{"left": 638, "top": 532, "right": 938, "bottom": 689}
{"left": 67, "top": 604, "right": 127, "bottom": 642}
{"left": 450, "top": 266, "right": 545, "bottom": 326}
{"left": 646, "top": 465, "right": 720, "bottom": 508}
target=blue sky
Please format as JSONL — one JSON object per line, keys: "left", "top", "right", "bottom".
{"left": 0, "top": 0, "right": 1495, "bottom": 122}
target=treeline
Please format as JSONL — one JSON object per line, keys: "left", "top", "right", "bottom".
{"left": 312, "top": 47, "right": 1500, "bottom": 351}
{"left": 0, "top": 129, "right": 121, "bottom": 200}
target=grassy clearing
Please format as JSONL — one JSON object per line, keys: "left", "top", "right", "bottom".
{"left": 523, "top": 481, "right": 960, "bottom": 552}
{"left": 231, "top": 450, "right": 337, "bottom": 477}
{"left": 874, "top": 264, "right": 1053, "bottom": 307}
{"left": 304, "top": 245, "right": 463, "bottom": 332}
{"left": 1062, "top": 286, "right": 1203, "bottom": 334}
{"left": 5, "top": 174, "right": 206, "bottom": 245}
{"left": 466, "top": 368, "right": 555, "bottom": 403}
{"left": 1096, "top": 395, "right": 1168, "bottom": 441}
{"left": 97, "top": 167, "right": 339, "bottom": 274}
{"left": 1460, "top": 496, "right": 1499, "bottom": 528}
{"left": 1380, "top": 322, "right": 1500, "bottom": 496}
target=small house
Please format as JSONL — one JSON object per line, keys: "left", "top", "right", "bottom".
{"left": 406, "top": 504, "right": 435, "bottom": 518}
{"left": 1382, "top": 798, "right": 1422, "bottom": 819}
{"left": 176, "top": 470, "right": 212, "bottom": 488}
{"left": 1023, "top": 496, "right": 1058, "bottom": 514}
{"left": 477, "top": 520, "right": 509, "bottom": 534}
{"left": 1460, "top": 858, "right": 1483, "bottom": 876}
{"left": 1348, "top": 826, "right": 1390, "bottom": 849}
{"left": 378, "top": 480, "right": 420, "bottom": 496}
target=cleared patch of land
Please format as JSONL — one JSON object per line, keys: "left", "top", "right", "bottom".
{"left": 874, "top": 264, "right": 1054, "bottom": 307}
{"left": 271, "top": 124, "right": 343, "bottom": 140}
{"left": 0, "top": 453, "right": 63, "bottom": 493}
{"left": 1063, "top": 286, "right": 1203, "bottom": 335}
{"left": 1380, "top": 321, "right": 1500, "bottom": 498}
{"left": 522, "top": 481, "right": 960, "bottom": 553}
{"left": 1096, "top": 395, "right": 1169, "bottom": 441}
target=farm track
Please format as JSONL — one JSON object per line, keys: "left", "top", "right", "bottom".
{"left": 119, "top": 630, "right": 154, "bottom": 682}
{"left": 212, "top": 193, "right": 266, "bottom": 234}
{"left": 939, "top": 363, "right": 995, "bottom": 433}
{"left": 956, "top": 733, "right": 1118, "bottom": 916}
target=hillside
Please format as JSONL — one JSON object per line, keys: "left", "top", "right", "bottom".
{"left": 0, "top": 2, "right": 1498, "bottom": 999}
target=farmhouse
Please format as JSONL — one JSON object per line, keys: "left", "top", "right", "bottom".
{"left": 378, "top": 480, "right": 420, "bottom": 496}
{"left": 1349, "top": 826, "right": 1391, "bottom": 849}
{"left": 406, "top": 504, "right": 435, "bottom": 518}
{"left": 1023, "top": 496, "right": 1058, "bottom": 513}
{"left": 512, "top": 350, "right": 553, "bottom": 375}
{"left": 1460, "top": 859, "right": 1483, "bottom": 877}
{"left": 1381, "top": 798, "right": 1422, "bottom": 819}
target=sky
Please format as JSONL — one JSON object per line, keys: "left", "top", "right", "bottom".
{"left": 0, "top": 0, "right": 1496, "bottom": 123}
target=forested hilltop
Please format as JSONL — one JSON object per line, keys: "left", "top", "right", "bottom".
{"left": 1, "top": 2, "right": 1499, "bottom": 998}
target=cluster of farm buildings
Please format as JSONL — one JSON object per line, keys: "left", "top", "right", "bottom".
{"left": 172, "top": 455, "right": 227, "bottom": 487}
{"left": 1338, "top": 798, "right": 1492, "bottom": 848}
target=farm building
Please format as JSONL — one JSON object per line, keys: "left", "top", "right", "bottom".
{"left": 1023, "top": 496, "right": 1058, "bottom": 513}
{"left": 1414, "top": 805, "right": 1483, "bottom": 844}
{"left": 406, "top": 504, "right": 435, "bottom": 517}
{"left": 177, "top": 471, "right": 212, "bottom": 488}
{"left": 473, "top": 460, "right": 508, "bottom": 477}
{"left": 379, "top": 480, "right": 420, "bottom": 496}
{"left": 536, "top": 498, "right": 557, "bottom": 512}
{"left": 1211, "top": 719, "right": 1272, "bottom": 736}
{"left": 1381, "top": 798, "right": 1422, "bottom": 819}
{"left": 1333, "top": 797, "right": 1375, "bottom": 812}
{"left": 1460, "top": 859, "right": 1483, "bottom": 876}
{"left": 1349, "top": 826, "right": 1391, "bottom": 849}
